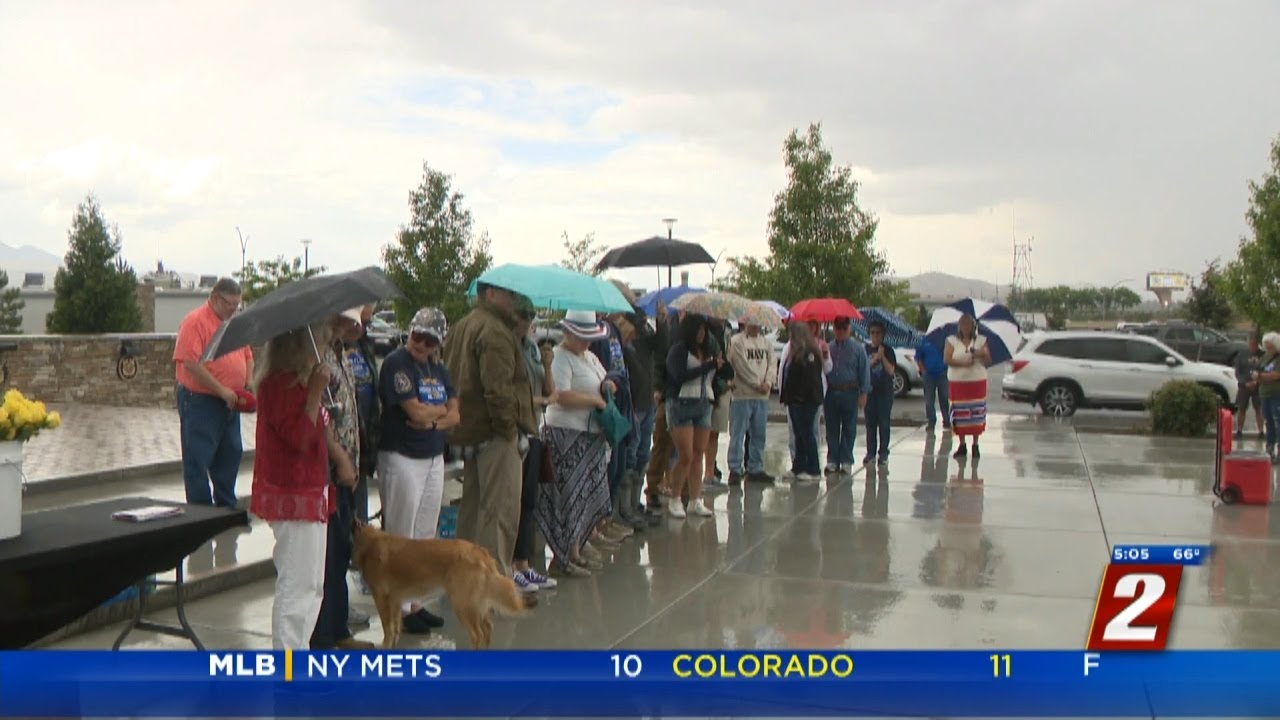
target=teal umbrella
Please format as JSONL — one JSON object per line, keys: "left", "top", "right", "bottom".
{"left": 467, "top": 264, "right": 634, "bottom": 313}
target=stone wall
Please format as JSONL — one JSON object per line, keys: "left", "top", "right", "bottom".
{"left": 0, "top": 334, "right": 181, "bottom": 408}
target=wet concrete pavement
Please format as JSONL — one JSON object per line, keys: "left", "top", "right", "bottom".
{"left": 51, "top": 415, "right": 1280, "bottom": 652}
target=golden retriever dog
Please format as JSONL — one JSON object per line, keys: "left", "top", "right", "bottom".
{"left": 352, "top": 521, "right": 530, "bottom": 649}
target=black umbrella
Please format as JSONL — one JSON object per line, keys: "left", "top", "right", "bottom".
{"left": 202, "top": 266, "right": 403, "bottom": 361}
{"left": 595, "top": 235, "right": 715, "bottom": 287}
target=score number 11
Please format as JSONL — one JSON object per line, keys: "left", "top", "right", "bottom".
{"left": 990, "top": 653, "right": 1011, "bottom": 678}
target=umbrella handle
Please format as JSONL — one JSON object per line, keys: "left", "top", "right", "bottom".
{"left": 306, "top": 325, "right": 339, "bottom": 408}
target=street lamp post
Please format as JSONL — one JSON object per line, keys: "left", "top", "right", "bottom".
{"left": 236, "top": 227, "right": 249, "bottom": 276}
{"left": 301, "top": 239, "right": 312, "bottom": 274}
{"left": 661, "top": 218, "right": 677, "bottom": 287}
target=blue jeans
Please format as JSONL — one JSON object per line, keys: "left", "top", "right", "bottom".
{"left": 1265, "top": 396, "right": 1280, "bottom": 449}
{"left": 627, "top": 406, "right": 658, "bottom": 474}
{"left": 728, "top": 398, "right": 768, "bottom": 474}
{"left": 310, "top": 482, "right": 353, "bottom": 649}
{"left": 788, "top": 403, "right": 821, "bottom": 476}
{"left": 515, "top": 437, "right": 541, "bottom": 563}
{"left": 864, "top": 389, "right": 894, "bottom": 461}
{"left": 823, "top": 389, "right": 860, "bottom": 466}
{"left": 177, "top": 385, "right": 243, "bottom": 508}
{"left": 923, "top": 373, "right": 951, "bottom": 429}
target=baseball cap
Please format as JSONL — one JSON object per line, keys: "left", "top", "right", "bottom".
{"left": 410, "top": 307, "right": 448, "bottom": 342}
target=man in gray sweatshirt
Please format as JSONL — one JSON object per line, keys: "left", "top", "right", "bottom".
{"left": 727, "top": 323, "right": 777, "bottom": 484}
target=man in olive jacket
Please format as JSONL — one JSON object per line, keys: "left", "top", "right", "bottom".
{"left": 442, "top": 283, "right": 536, "bottom": 576}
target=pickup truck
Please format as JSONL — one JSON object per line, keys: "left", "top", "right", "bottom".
{"left": 1123, "top": 323, "right": 1246, "bottom": 367}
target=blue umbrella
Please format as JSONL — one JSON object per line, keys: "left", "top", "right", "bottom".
{"left": 924, "top": 298, "right": 1022, "bottom": 364}
{"left": 852, "top": 307, "right": 923, "bottom": 349}
{"left": 635, "top": 285, "right": 704, "bottom": 316}
{"left": 467, "top": 264, "right": 633, "bottom": 314}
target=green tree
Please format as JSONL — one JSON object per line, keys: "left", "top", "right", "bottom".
{"left": 383, "top": 162, "right": 493, "bottom": 324}
{"left": 560, "top": 231, "right": 606, "bottom": 275}
{"left": 1184, "top": 261, "right": 1235, "bottom": 330}
{"left": 0, "top": 271, "right": 24, "bottom": 334}
{"left": 234, "top": 255, "right": 326, "bottom": 305}
{"left": 913, "top": 303, "right": 930, "bottom": 332}
{"left": 1112, "top": 287, "right": 1143, "bottom": 313}
{"left": 47, "top": 195, "right": 142, "bottom": 334}
{"left": 720, "top": 123, "right": 908, "bottom": 309}
{"left": 1224, "top": 135, "right": 1280, "bottom": 331}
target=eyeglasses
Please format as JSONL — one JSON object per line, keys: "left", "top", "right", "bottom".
{"left": 410, "top": 331, "right": 439, "bottom": 345}
{"left": 214, "top": 295, "right": 240, "bottom": 311}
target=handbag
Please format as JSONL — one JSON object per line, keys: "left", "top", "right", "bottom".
{"left": 593, "top": 388, "right": 632, "bottom": 448}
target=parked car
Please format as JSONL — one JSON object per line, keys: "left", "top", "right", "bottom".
{"left": 532, "top": 319, "right": 564, "bottom": 349}
{"left": 1001, "top": 331, "right": 1236, "bottom": 416}
{"left": 366, "top": 316, "right": 402, "bottom": 356}
{"left": 1122, "top": 322, "right": 1245, "bottom": 367}
{"left": 893, "top": 346, "right": 920, "bottom": 398}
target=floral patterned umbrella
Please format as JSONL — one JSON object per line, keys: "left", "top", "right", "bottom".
{"left": 670, "top": 291, "right": 782, "bottom": 330}
{"left": 740, "top": 301, "right": 785, "bottom": 330}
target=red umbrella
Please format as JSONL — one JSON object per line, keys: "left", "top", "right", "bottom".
{"left": 789, "top": 298, "right": 864, "bottom": 323}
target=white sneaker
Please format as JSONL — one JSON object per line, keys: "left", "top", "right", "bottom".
{"left": 667, "top": 497, "right": 686, "bottom": 519}
{"left": 688, "top": 498, "right": 714, "bottom": 517}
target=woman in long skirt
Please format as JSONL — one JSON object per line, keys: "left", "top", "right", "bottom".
{"left": 944, "top": 314, "right": 992, "bottom": 458}
{"left": 536, "top": 310, "right": 615, "bottom": 577}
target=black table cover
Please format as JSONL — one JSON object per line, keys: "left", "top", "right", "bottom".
{"left": 0, "top": 497, "right": 249, "bottom": 648}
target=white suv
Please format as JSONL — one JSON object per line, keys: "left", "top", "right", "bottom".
{"left": 1001, "top": 331, "right": 1236, "bottom": 416}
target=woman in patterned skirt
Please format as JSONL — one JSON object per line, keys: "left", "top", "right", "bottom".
{"left": 944, "top": 314, "right": 991, "bottom": 459}
{"left": 536, "top": 310, "right": 616, "bottom": 577}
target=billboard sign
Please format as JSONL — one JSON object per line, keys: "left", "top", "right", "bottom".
{"left": 1146, "top": 272, "right": 1188, "bottom": 290}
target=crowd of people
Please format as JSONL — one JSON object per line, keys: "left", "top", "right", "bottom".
{"left": 171, "top": 278, "right": 994, "bottom": 649}
{"left": 1233, "top": 331, "right": 1280, "bottom": 463}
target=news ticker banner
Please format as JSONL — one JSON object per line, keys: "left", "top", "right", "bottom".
{"left": 2, "top": 650, "right": 1280, "bottom": 717}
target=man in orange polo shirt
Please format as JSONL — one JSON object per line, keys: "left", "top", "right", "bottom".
{"left": 174, "top": 278, "right": 254, "bottom": 507}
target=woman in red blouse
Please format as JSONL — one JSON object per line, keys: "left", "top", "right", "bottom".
{"left": 250, "top": 324, "right": 334, "bottom": 650}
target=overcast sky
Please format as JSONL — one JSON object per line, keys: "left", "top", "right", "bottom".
{"left": 2, "top": 0, "right": 1278, "bottom": 294}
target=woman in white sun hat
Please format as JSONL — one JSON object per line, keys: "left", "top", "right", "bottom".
{"left": 536, "top": 309, "right": 616, "bottom": 577}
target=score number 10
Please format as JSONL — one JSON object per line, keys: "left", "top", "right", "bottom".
{"left": 611, "top": 654, "right": 643, "bottom": 678}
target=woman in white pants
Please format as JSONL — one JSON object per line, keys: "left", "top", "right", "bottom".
{"left": 376, "top": 307, "right": 459, "bottom": 634}
{"left": 249, "top": 323, "right": 340, "bottom": 650}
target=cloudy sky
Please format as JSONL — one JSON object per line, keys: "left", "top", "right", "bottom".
{"left": 2, "top": 0, "right": 1278, "bottom": 294}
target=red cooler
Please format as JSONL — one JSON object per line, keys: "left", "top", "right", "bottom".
{"left": 1215, "top": 408, "right": 1274, "bottom": 505}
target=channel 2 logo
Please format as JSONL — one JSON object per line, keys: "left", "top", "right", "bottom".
{"left": 1085, "top": 545, "right": 1205, "bottom": 651}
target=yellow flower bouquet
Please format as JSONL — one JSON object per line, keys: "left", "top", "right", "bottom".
{"left": 0, "top": 389, "right": 61, "bottom": 442}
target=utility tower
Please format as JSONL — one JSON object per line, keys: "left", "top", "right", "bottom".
{"left": 1012, "top": 237, "right": 1033, "bottom": 301}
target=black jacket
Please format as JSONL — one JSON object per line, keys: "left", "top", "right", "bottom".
{"left": 781, "top": 345, "right": 825, "bottom": 406}
{"left": 665, "top": 341, "right": 718, "bottom": 402}
{"left": 354, "top": 333, "right": 382, "bottom": 477}
{"left": 651, "top": 313, "right": 673, "bottom": 396}
{"left": 629, "top": 315, "right": 660, "bottom": 410}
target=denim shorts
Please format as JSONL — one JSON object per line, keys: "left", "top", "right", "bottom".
{"left": 666, "top": 398, "right": 712, "bottom": 429}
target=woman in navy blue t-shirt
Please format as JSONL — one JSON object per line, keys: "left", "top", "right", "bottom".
{"left": 376, "top": 307, "right": 458, "bottom": 634}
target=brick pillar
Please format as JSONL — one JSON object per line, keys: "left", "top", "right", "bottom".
{"left": 135, "top": 282, "right": 156, "bottom": 333}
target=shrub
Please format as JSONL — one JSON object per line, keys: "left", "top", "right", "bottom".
{"left": 1148, "top": 380, "right": 1220, "bottom": 436}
